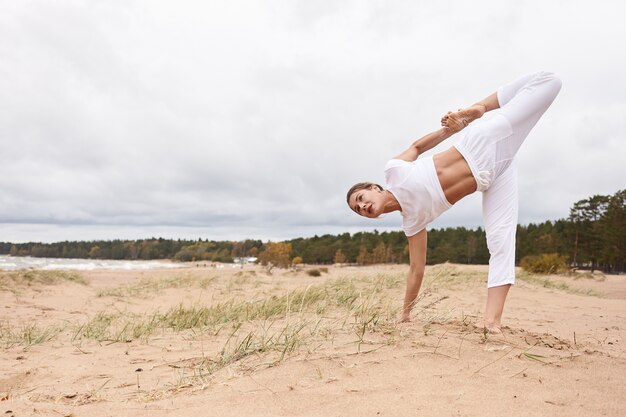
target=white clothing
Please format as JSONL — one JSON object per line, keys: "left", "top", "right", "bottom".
{"left": 384, "top": 71, "right": 561, "bottom": 288}
{"left": 384, "top": 156, "right": 452, "bottom": 236}
{"left": 456, "top": 71, "right": 562, "bottom": 287}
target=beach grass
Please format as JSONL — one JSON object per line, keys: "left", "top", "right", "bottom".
{"left": 97, "top": 274, "right": 217, "bottom": 298}
{"left": 3, "top": 264, "right": 615, "bottom": 409}
{"left": 39, "top": 272, "right": 412, "bottom": 397}
{"left": 0, "top": 266, "right": 597, "bottom": 355}
{"left": 517, "top": 271, "right": 601, "bottom": 297}
{"left": 0, "top": 322, "right": 64, "bottom": 349}
{"left": 0, "top": 270, "right": 87, "bottom": 291}
{"left": 0, "top": 268, "right": 455, "bottom": 351}
{"left": 78, "top": 275, "right": 402, "bottom": 342}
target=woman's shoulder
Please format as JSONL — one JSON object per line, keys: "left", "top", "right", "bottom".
{"left": 384, "top": 158, "right": 411, "bottom": 184}
{"left": 384, "top": 158, "right": 411, "bottom": 171}
{"left": 402, "top": 211, "right": 429, "bottom": 236}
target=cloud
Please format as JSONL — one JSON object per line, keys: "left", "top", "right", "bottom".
{"left": 1, "top": 1, "right": 625, "bottom": 242}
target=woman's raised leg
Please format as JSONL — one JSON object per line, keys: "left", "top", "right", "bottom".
{"left": 495, "top": 71, "right": 562, "bottom": 158}
{"left": 442, "top": 71, "right": 561, "bottom": 142}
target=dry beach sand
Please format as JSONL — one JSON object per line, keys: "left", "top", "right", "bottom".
{"left": 1, "top": 263, "right": 625, "bottom": 416}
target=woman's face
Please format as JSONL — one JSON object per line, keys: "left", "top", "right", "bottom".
{"left": 348, "top": 186, "right": 385, "bottom": 218}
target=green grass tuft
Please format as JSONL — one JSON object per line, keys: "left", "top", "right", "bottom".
{"left": 0, "top": 322, "right": 64, "bottom": 349}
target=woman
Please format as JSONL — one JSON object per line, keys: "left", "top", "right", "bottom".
{"left": 347, "top": 71, "right": 562, "bottom": 332}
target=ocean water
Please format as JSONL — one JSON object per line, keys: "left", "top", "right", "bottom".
{"left": 0, "top": 255, "right": 184, "bottom": 271}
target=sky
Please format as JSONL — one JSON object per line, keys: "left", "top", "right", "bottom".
{"left": 1, "top": 0, "right": 625, "bottom": 243}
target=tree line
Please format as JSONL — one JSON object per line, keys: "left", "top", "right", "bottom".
{"left": 1, "top": 189, "right": 624, "bottom": 272}
{"left": 0, "top": 238, "right": 264, "bottom": 264}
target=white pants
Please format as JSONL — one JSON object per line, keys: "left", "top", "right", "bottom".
{"left": 455, "top": 71, "right": 562, "bottom": 287}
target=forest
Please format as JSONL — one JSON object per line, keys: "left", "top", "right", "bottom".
{"left": 1, "top": 189, "right": 624, "bottom": 273}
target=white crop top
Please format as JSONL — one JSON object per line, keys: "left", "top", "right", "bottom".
{"left": 384, "top": 156, "right": 452, "bottom": 236}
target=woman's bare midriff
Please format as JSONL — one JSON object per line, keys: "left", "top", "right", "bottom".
{"left": 433, "top": 147, "right": 477, "bottom": 205}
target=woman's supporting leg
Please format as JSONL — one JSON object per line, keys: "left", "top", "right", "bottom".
{"left": 484, "top": 284, "right": 511, "bottom": 332}
{"left": 481, "top": 160, "right": 518, "bottom": 331}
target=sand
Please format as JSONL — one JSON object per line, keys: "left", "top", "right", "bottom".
{"left": 1, "top": 263, "right": 625, "bottom": 417}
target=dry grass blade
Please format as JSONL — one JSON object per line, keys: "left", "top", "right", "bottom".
{"left": 521, "top": 352, "right": 549, "bottom": 364}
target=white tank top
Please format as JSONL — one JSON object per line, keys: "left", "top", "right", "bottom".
{"left": 384, "top": 156, "right": 452, "bottom": 236}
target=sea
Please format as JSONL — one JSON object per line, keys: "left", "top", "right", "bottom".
{"left": 0, "top": 255, "right": 184, "bottom": 271}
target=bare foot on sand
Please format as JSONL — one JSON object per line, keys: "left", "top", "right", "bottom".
{"left": 441, "top": 104, "right": 486, "bottom": 133}
{"left": 398, "top": 313, "right": 411, "bottom": 323}
{"left": 472, "top": 321, "right": 502, "bottom": 334}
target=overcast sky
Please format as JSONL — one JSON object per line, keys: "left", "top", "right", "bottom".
{"left": 1, "top": 0, "right": 625, "bottom": 243}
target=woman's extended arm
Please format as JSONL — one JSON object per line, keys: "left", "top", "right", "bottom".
{"left": 393, "top": 128, "right": 454, "bottom": 162}
{"left": 395, "top": 93, "right": 500, "bottom": 163}
{"left": 399, "top": 228, "right": 428, "bottom": 322}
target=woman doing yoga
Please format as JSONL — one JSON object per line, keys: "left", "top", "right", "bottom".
{"left": 347, "top": 71, "right": 562, "bottom": 332}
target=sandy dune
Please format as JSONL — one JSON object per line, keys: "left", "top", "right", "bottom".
{"left": 1, "top": 263, "right": 625, "bottom": 416}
